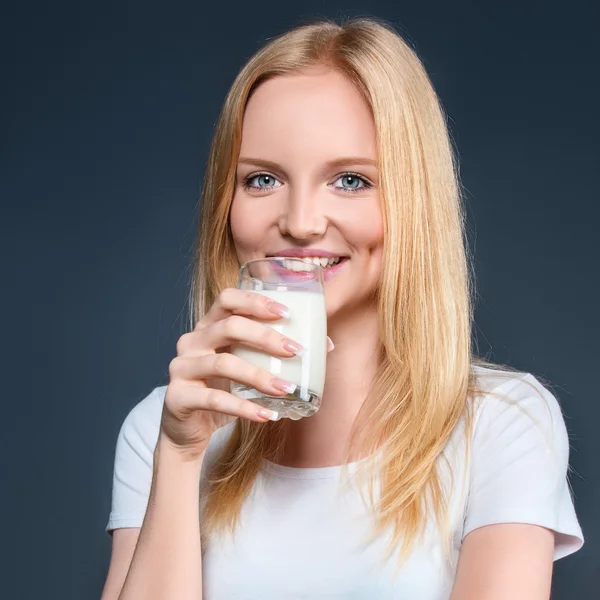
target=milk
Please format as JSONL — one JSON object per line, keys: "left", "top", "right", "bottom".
{"left": 230, "top": 289, "right": 327, "bottom": 419}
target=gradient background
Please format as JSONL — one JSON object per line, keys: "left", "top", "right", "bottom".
{"left": 2, "top": 1, "right": 598, "bottom": 598}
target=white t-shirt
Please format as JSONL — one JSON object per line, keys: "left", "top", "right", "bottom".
{"left": 106, "top": 365, "right": 584, "bottom": 599}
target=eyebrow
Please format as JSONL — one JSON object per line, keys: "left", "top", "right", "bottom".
{"left": 237, "top": 156, "right": 377, "bottom": 171}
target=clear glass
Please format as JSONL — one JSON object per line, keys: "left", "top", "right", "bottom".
{"left": 230, "top": 257, "right": 327, "bottom": 420}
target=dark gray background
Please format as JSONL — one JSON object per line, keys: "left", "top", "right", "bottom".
{"left": 2, "top": 1, "right": 598, "bottom": 598}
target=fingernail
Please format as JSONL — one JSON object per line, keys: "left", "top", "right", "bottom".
{"left": 267, "top": 301, "right": 291, "bottom": 319}
{"left": 326, "top": 336, "right": 335, "bottom": 352}
{"left": 258, "top": 408, "right": 279, "bottom": 421}
{"left": 271, "top": 378, "right": 297, "bottom": 394}
{"left": 282, "top": 339, "right": 306, "bottom": 357}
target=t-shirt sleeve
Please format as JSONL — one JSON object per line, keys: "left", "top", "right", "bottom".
{"left": 462, "top": 373, "right": 584, "bottom": 560}
{"left": 106, "top": 386, "right": 237, "bottom": 535}
{"left": 105, "top": 386, "right": 165, "bottom": 534}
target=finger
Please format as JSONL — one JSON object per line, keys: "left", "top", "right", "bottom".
{"left": 166, "top": 380, "right": 279, "bottom": 422}
{"left": 169, "top": 353, "right": 298, "bottom": 398}
{"left": 196, "top": 287, "right": 290, "bottom": 330}
{"left": 327, "top": 336, "right": 334, "bottom": 352}
{"left": 183, "top": 314, "right": 305, "bottom": 356}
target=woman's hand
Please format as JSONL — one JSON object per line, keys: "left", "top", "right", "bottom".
{"left": 160, "top": 288, "right": 307, "bottom": 460}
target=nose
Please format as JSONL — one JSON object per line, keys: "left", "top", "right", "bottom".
{"left": 278, "top": 186, "right": 328, "bottom": 240}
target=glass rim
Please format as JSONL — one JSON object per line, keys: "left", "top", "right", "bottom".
{"left": 239, "top": 256, "right": 322, "bottom": 271}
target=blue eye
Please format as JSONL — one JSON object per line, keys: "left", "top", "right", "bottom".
{"left": 242, "top": 172, "right": 373, "bottom": 194}
{"left": 243, "top": 174, "right": 281, "bottom": 190}
{"left": 333, "top": 174, "right": 372, "bottom": 193}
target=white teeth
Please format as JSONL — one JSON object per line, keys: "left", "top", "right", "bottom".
{"left": 283, "top": 256, "right": 343, "bottom": 270}
{"left": 324, "top": 257, "right": 342, "bottom": 267}
{"left": 283, "top": 259, "right": 313, "bottom": 272}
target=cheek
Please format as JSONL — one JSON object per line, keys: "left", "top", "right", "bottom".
{"left": 343, "top": 204, "right": 384, "bottom": 251}
{"left": 366, "top": 218, "right": 384, "bottom": 250}
{"left": 229, "top": 196, "right": 268, "bottom": 252}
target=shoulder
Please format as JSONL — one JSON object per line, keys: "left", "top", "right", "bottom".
{"left": 462, "top": 365, "right": 584, "bottom": 559}
{"left": 469, "top": 365, "right": 570, "bottom": 466}
{"left": 116, "top": 385, "right": 165, "bottom": 455}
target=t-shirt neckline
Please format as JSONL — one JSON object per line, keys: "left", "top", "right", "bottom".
{"left": 260, "top": 453, "right": 379, "bottom": 480}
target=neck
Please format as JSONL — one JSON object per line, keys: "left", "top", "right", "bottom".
{"left": 277, "top": 304, "right": 381, "bottom": 468}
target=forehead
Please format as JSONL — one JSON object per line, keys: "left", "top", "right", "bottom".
{"left": 240, "top": 69, "right": 376, "bottom": 163}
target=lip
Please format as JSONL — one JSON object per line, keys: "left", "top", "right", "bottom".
{"left": 267, "top": 248, "right": 349, "bottom": 258}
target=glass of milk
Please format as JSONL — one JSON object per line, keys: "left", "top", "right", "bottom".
{"left": 230, "top": 257, "right": 327, "bottom": 421}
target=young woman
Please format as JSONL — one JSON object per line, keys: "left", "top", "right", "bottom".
{"left": 101, "top": 17, "right": 583, "bottom": 600}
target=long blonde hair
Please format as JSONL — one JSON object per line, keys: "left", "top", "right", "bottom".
{"left": 189, "top": 16, "right": 552, "bottom": 566}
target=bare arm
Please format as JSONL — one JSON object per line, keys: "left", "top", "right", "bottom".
{"left": 450, "top": 523, "right": 555, "bottom": 600}
{"left": 111, "top": 435, "right": 206, "bottom": 600}
{"left": 101, "top": 529, "right": 140, "bottom": 600}
{"left": 102, "top": 289, "right": 300, "bottom": 599}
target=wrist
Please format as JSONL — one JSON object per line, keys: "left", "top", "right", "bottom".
{"left": 154, "top": 432, "right": 207, "bottom": 472}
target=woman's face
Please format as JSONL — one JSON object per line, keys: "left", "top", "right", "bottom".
{"left": 230, "top": 67, "right": 383, "bottom": 319}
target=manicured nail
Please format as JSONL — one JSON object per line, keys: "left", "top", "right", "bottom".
{"left": 257, "top": 408, "right": 279, "bottom": 421}
{"left": 267, "top": 301, "right": 291, "bottom": 319}
{"left": 326, "top": 336, "right": 335, "bottom": 352}
{"left": 282, "top": 339, "right": 306, "bottom": 357}
{"left": 271, "top": 378, "right": 297, "bottom": 394}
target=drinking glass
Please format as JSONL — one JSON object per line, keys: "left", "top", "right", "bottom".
{"left": 229, "top": 257, "right": 327, "bottom": 420}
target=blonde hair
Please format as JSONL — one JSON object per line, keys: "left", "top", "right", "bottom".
{"left": 189, "top": 16, "right": 554, "bottom": 568}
